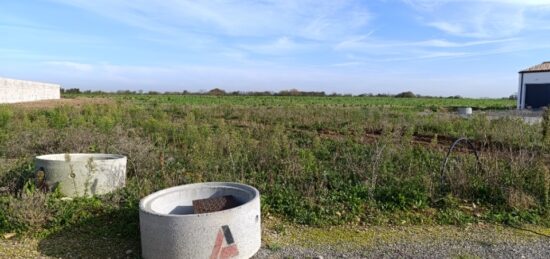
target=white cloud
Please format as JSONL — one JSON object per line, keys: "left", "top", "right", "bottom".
{"left": 45, "top": 61, "right": 94, "bottom": 72}
{"left": 483, "top": 0, "right": 550, "bottom": 6}
{"left": 402, "top": 0, "right": 452, "bottom": 10}
{"left": 426, "top": 22, "right": 466, "bottom": 36}
{"left": 50, "top": 0, "right": 371, "bottom": 41}
{"left": 415, "top": 38, "right": 518, "bottom": 47}
{"left": 336, "top": 37, "right": 516, "bottom": 50}
{"left": 330, "top": 61, "right": 365, "bottom": 67}
{"left": 334, "top": 36, "right": 519, "bottom": 62}
{"left": 429, "top": 8, "right": 526, "bottom": 38}
{"left": 238, "top": 37, "right": 319, "bottom": 55}
{"left": 3, "top": 0, "right": 547, "bottom": 98}
{"left": 405, "top": 0, "right": 550, "bottom": 38}
{"left": 0, "top": 49, "right": 75, "bottom": 62}
{"left": 404, "top": 0, "right": 550, "bottom": 9}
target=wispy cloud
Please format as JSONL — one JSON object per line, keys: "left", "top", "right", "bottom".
{"left": 0, "top": 14, "right": 55, "bottom": 31}
{"left": 425, "top": 8, "right": 526, "bottom": 38}
{"left": 404, "top": 0, "right": 550, "bottom": 10}
{"left": 334, "top": 36, "right": 520, "bottom": 62}
{"left": 50, "top": 0, "right": 370, "bottom": 41}
{"left": 238, "top": 37, "right": 321, "bottom": 55}
{"left": 402, "top": 0, "right": 452, "bottom": 11}
{"left": 405, "top": 0, "right": 550, "bottom": 38}
{"left": 3, "top": 0, "right": 550, "bottom": 97}
{"left": 0, "top": 13, "right": 107, "bottom": 46}
{"left": 336, "top": 37, "right": 516, "bottom": 50}
{"left": 415, "top": 38, "right": 518, "bottom": 47}
{"left": 0, "top": 48, "right": 77, "bottom": 62}
{"left": 45, "top": 61, "right": 94, "bottom": 72}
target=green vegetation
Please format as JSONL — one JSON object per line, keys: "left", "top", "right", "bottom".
{"left": 71, "top": 94, "right": 515, "bottom": 110}
{"left": 0, "top": 95, "right": 546, "bottom": 246}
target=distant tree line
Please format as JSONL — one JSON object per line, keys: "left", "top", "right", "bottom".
{"left": 61, "top": 87, "right": 516, "bottom": 99}
{"left": 61, "top": 88, "right": 82, "bottom": 94}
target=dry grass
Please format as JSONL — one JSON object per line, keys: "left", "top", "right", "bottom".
{"left": 506, "top": 188, "right": 538, "bottom": 210}
{"left": 4, "top": 193, "right": 50, "bottom": 231}
{"left": 0, "top": 96, "right": 548, "bottom": 241}
{"left": 0, "top": 159, "right": 18, "bottom": 174}
{"left": 3, "top": 97, "right": 114, "bottom": 110}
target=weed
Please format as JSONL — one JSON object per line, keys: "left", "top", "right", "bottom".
{"left": 0, "top": 95, "right": 547, "bottom": 238}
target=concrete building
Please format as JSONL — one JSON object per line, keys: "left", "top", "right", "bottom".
{"left": 518, "top": 62, "right": 550, "bottom": 109}
{"left": 0, "top": 77, "right": 60, "bottom": 104}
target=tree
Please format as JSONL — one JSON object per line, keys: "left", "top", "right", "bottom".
{"left": 395, "top": 91, "right": 416, "bottom": 98}
{"left": 61, "top": 88, "right": 81, "bottom": 94}
{"left": 208, "top": 88, "right": 226, "bottom": 96}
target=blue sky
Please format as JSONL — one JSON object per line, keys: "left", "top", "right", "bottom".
{"left": 1, "top": 0, "right": 550, "bottom": 97}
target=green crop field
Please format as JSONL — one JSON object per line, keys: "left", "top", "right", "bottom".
{"left": 80, "top": 94, "right": 516, "bottom": 110}
{"left": 0, "top": 94, "right": 547, "bottom": 255}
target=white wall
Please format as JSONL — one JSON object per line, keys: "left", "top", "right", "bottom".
{"left": 0, "top": 77, "right": 60, "bottom": 104}
{"left": 518, "top": 71, "right": 550, "bottom": 109}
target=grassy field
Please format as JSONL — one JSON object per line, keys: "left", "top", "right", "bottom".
{"left": 76, "top": 94, "right": 516, "bottom": 109}
{"left": 0, "top": 95, "right": 547, "bottom": 254}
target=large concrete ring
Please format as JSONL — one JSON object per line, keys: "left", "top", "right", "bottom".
{"left": 139, "top": 182, "right": 261, "bottom": 259}
{"left": 35, "top": 153, "right": 126, "bottom": 197}
{"left": 457, "top": 107, "right": 473, "bottom": 116}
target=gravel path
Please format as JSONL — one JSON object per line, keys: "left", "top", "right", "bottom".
{"left": 1, "top": 224, "right": 549, "bottom": 258}
{"left": 255, "top": 239, "right": 550, "bottom": 258}
{"left": 254, "top": 223, "right": 550, "bottom": 259}
{"left": 0, "top": 239, "right": 46, "bottom": 259}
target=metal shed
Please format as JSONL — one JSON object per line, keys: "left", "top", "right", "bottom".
{"left": 518, "top": 62, "right": 550, "bottom": 109}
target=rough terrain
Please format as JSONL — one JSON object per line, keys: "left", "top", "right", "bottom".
{"left": 2, "top": 220, "right": 548, "bottom": 258}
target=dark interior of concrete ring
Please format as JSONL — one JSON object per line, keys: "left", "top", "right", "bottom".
{"left": 160, "top": 187, "right": 254, "bottom": 215}
{"left": 166, "top": 189, "right": 252, "bottom": 215}
{"left": 168, "top": 195, "right": 243, "bottom": 215}
{"left": 169, "top": 205, "right": 195, "bottom": 215}
{"left": 41, "top": 154, "right": 122, "bottom": 161}
{"left": 192, "top": 195, "right": 241, "bottom": 214}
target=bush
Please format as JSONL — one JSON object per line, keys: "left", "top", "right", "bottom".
{"left": 542, "top": 108, "right": 550, "bottom": 145}
{"left": 395, "top": 91, "right": 416, "bottom": 98}
{"left": 0, "top": 107, "right": 13, "bottom": 129}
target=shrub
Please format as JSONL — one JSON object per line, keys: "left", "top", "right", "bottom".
{"left": 395, "top": 91, "right": 416, "bottom": 98}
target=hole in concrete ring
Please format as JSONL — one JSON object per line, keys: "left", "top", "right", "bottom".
{"left": 141, "top": 182, "right": 259, "bottom": 216}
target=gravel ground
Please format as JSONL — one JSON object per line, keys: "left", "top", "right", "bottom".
{"left": 1, "top": 224, "right": 549, "bottom": 258}
{"left": 255, "top": 239, "right": 550, "bottom": 258}
{"left": 254, "top": 223, "right": 550, "bottom": 259}
{"left": 0, "top": 238, "right": 47, "bottom": 259}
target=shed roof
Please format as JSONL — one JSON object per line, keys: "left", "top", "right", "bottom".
{"left": 520, "top": 61, "right": 550, "bottom": 73}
